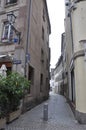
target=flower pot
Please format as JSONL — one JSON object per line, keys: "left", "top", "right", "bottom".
{"left": 0, "top": 117, "right": 6, "bottom": 129}
{"left": 6, "top": 109, "right": 21, "bottom": 123}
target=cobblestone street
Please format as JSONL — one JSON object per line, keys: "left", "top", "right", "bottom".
{"left": 6, "top": 92, "right": 86, "bottom": 130}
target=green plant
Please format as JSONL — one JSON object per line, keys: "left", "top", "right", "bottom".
{"left": 0, "top": 76, "right": 9, "bottom": 118}
{"left": 6, "top": 72, "right": 30, "bottom": 112}
{"left": 0, "top": 72, "right": 30, "bottom": 114}
{"left": 0, "top": 93, "right": 8, "bottom": 118}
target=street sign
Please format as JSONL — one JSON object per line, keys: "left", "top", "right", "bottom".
{"left": 13, "top": 59, "right": 21, "bottom": 64}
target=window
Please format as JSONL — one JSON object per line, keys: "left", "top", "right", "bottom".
{"left": 43, "top": 8, "right": 45, "bottom": 22}
{"left": 2, "top": 22, "right": 13, "bottom": 42}
{"left": 71, "top": 69, "right": 75, "bottom": 104}
{"left": 46, "top": 59, "right": 48, "bottom": 70}
{"left": 2, "top": 22, "right": 20, "bottom": 44}
{"left": 40, "top": 74, "right": 43, "bottom": 92}
{"left": 28, "top": 66, "right": 34, "bottom": 85}
{"left": 42, "top": 26, "right": 44, "bottom": 40}
{"left": 28, "top": 65, "right": 34, "bottom": 93}
{"left": 6, "top": 0, "right": 17, "bottom": 5}
{"left": 41, "top": 49, "right": 44, "bottom": 63}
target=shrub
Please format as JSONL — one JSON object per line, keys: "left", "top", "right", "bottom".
{"left": 0, "top": 72, "right": 30, "bottom": 114}
{"left": 0, "top": 76, "right": 9, "bottom": 118}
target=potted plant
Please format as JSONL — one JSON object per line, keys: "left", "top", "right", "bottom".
{"left": 5, "top": 72, "right": 30, "bottom": 123}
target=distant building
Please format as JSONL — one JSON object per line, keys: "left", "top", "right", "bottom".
{"left": 50, "top": 68, "right": 55, "bottom": 91}
{"left": 61, "top": 33, "right": 68, "bottom": 97}
{"left": 0, "top": 0, "right": 51, "bottom": 111}
{"left": 54, "top": 55, "right": 63, "bottom": 94}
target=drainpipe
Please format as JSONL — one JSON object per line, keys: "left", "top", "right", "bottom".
{"left": 24, "top": 0, "right": 32, "bottom": 78}
{"left": 69, "top": 12, "right": 74, "bottom": 54}
{"left": 66, "top": 0, "right": 74, "bottom": 54}
{"left": 22, "top": 0, "right": 32, "bottom": 113}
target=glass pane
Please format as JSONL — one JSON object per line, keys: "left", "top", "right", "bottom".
{"left": 6, "top": 0, "right": 17, "bottom": 4}
{"left": 2, "top": 24, "right": 9, "bottom": 40}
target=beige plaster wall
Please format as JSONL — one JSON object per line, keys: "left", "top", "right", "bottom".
{"left": 75, "top": 57, "right": 86, "bottom": 113}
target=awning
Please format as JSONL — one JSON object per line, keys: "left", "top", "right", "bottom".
{"left": 0, "top": 55, "right": 7, "bottom": 58}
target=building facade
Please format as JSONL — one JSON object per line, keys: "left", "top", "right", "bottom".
{"left": 54, "top": 55, "right": 63, "bottom": 94}
{"left": 0, "top": 0, "right": 51, "bottom": 111}
{"left": 64, "top": 0, "right": 86, "bottom": 123}
{"left": 50, "top": 68, "right": 55, "bottom": 92}
{"left": 61, "top": 33, "right": 68, "bottom": 96}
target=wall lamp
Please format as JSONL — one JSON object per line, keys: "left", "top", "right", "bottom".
{"left": 7, "top": 11, "right": 21, "bottom": 44}
{"left": 7, "top": 11, "right": 16, "bottom": 24}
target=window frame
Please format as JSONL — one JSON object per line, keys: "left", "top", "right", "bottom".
{"left": 1, "top": 21, "right": 13, "bottom": 43}
{"left": 41, "top": 49, "right": 44, "bottom": 63}
{"left": 43, "top": 8, "right": 46, "bottom": 22}
{"left": 40, "top": 73, "right": 43, "bottom": 92}
{"left": 42, "top": 26, "right": 44, "bottom": 40}
{"left": 5, "top": 0, "right": 18, "bottom": 6}
{"left": 1, "top": 21, "right": 20, "bottom": 44}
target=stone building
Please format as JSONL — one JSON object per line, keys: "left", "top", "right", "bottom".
{"left": 0, "top": 0, "right": 51, "bottom": 110}
{"left": 64, "top": 0, "right": 86, "bottom": 123}
{"left": 54, "top": 55, "right": 63, "bottom": 94}
{"left": 50, "top": 68, "right": 55, "bottom": 92}
{"left": 61, "top": 33, "right": 69, "bottom": 97}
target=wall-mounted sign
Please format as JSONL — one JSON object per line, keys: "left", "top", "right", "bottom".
{"left": 13, "top": 59, "right": 21, "bottom": 64}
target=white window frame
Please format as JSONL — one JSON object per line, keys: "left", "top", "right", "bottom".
{"left": 6, "top": 0, "right": 17, "bottom": 5}
{"left": 2, "top": 22, "right": 13, "bottom": 43}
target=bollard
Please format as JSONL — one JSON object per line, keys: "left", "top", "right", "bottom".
{"left": 43, "top": 103, "right": 48, "bottom": 121}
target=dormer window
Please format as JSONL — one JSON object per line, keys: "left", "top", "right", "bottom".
{"left": 6, "top": 0, "right": 17, "bottom": 5}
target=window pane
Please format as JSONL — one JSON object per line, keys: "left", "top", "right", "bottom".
{"left": 2, "top": 23, "right": 9, "bottom": 40}
{"left": 2, "top": 22, "right": 13, "bottom": 42}
{"left": 6, "top": 0, "right": 17, "bottom": 5}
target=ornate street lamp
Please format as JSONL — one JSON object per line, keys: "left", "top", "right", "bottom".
{"left": 6, "top": 11, "right": 21, "bottom": 44}
{"left": 7, "top": 11, "right": 16, "bottom": 24}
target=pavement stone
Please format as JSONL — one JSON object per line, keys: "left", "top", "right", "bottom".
{"left": 5, "top": 92, "right": 86, "bottom": 130}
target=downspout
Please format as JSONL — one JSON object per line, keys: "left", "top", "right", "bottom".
{"left": 70, "top": 13, "right": 74, "bottom": 54}
{"left": 22, "top": 0, "right": 32, "bottom": 113}
{"left": 24, "top": 0, "right": 32, "bottom": 77}
{"left": 68, "top": 0, "right": 74, "bottom": 54}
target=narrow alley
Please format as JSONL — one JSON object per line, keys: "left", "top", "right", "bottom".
{"left": 6, "top": 93, "right": 86, "bottom": 130}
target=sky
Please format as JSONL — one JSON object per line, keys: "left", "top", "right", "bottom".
{"left": 47, "top": 0, "right": 65, "bottom": 68}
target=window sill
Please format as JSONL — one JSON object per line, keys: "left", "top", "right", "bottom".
{"left": 4, "top": 3, "right": 18, "bottom": 8}
{"left": 0, "top": 41, "right": 14, "bottom": 46}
